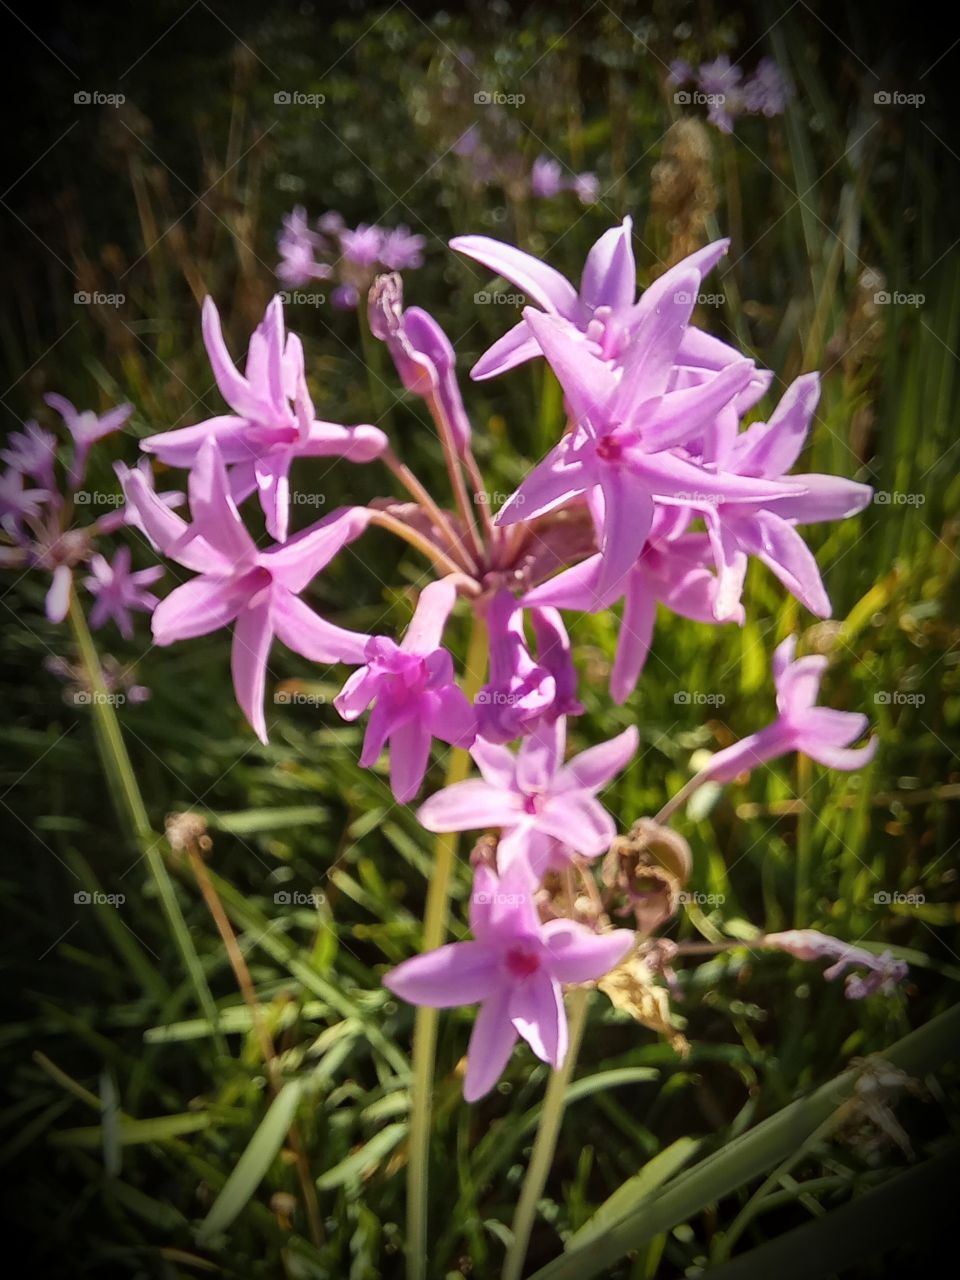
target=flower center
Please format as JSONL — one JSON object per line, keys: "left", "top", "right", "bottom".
{"left": 595, "top": 434, "right": 623, "bottom": 463}
{"left": 505, "top": 945, "right": 541, "bottom": 979}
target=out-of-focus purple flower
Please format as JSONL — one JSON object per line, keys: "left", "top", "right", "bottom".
{"left": 668, "top": 58, "right": 695, "bottom": 86}
{"left": 369, "top": 273, "right": 471, "bottom": 453}
{"left": 339, "top": 223, "right": 384, "bottom": 267}
{"left": 418, "top": 716, "right": 638, "bottom": 874}
{"left": 276, "top": 206, "right": 332, "bottom": 287}
{"left": 122, "top": 437, "right": 371, "bottom": 743}
{"left": 379, "top": 225, "right": 426, "bottom": 271}
{"left": 331, "top": 284, "right": 360, "bottom": 311}
{"left": 84, "top": 546, "right": 163, "bottom": 640}
{"left": 113, "top": 458, "right": 185, "bottom": 539}
{"left": 0, "top": 468, "right": 50, "bottom": 538}
{"left": 384, "top": 859, "right": 634, "bottom": 1099}
{"left": 531, "top": 156, "right": 565, "bottom": 198}
{"left": 334, "top": 578, "right": 478, "bottom": 802}
{"left": 570, "top": 172, "right": 600, "bottom": 205}
{"left": 703, "top": 635, "right": 877, "bottom": 781}
{"left": 764, "top": 929, "right": 907, "bottom": 999}
{"left": 317, "top": 210, "right": 346, "bottom": 235}
{"left": 743, "top": 58, "right": 791, "bottom": 117}
{"left": 142, "top": 296, "right": 386, "bottom": 542}
{"left": 453, "top": 124, "right": 481, "bottom": 156}
{"left": 529, "top": 607, "right": 585, "bottom": 720}
{"left": 1, "top": 421, "right": 57, "bottom": 490}
{"left": 697, "top": 55, "right": 744, "bottom": 133}
{"left": 45, "top": 394, "right": 132, "bottom": 490}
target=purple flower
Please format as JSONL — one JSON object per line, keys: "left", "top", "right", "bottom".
{"left": 45, "top": 394, "right": 132, "bottom": 490}
{"left": 668, "top": 58, "right": 695, "bottom": 86}
{"left": 276, "top": 206, "right": 331, "bottom": 287}
{"left": 339, "top": 223, "right": 384, "bottom": 268}
{"left": 475, "top": 590, "right": 557, "bottom": 743}
{"left": 1, "top": 421, "right": 58, "bottom": 490}
{"left": 703, "top": 635, "right": 877, "bottom": 781}
{"left": 531, "top": 156, "right": 565, "bottom": 198}
{"left": 570, "top": 172, "right": 600, "bottom": 205}
{"left": 379, "top": 225, "right": 426, "bottom": 271}
{"left": 333, "top": 578, "right": 478, "bottom": 803}
{"left": 331, "top": 284, "right": 360, "bottom": 311}
{"left": 494, "top": 306, "right": 799, "bottom": 597}
{"left": 526, "top": 509, "right": 737, "bottom": 702}
{"left": 142, "top": 296, "right": 387, "bottom": 542}
{"left": 317, "top": 210, "right": 346, "bottom": 236}
{"left": 701, "top": 374, "right": 873, "bottom": 620}
{"left": 743, "top": 58, "right": 791, "bottom": 117}
{"left": 0, "top": 467, "right": 50, "bottom": 538}
{"left": 451, "top": 220, "right": 768, "bottom": 392}
{"left": 122, "top": 437, "right": 371, "bottom": 743}
{"left": 764, "top": 930, "right": 907, "bottom": 999}
{"left": 369, "top": 274, "right": 471, "bottom": 452}
{"left": 84, "top": 547, "right": 163, "bottom": 640}
{"left": 418, "top": 716, "right": 638, "bottom": 873}
{"left": 453, "top": 125, "right": 481, "bottom": 157}
{"left": 384, "top": 860, "right": 634, "bottom": 1099}
{"left": 697, "top": 56, "right": 744, "bottom": 133}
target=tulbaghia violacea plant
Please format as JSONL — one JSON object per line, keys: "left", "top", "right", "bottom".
{"left": 12, "top": 216, "right": 905, "bottom": 1277}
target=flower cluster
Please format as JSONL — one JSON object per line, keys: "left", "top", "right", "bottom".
{"left": 6, "top": 213, "right": 903, "bottom": 1101}
{"left": 277, "top": 207, "right": 426, "bottom": 309}
{"left": 453, "top": 126, "right": 599, "bottom": 205}
{"left": 669, "top": 56, "right": 791, "bottom": 133}
{"left": 0, "top": 394, "right": 166, "bottom": 633}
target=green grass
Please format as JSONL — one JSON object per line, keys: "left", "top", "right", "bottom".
{"left": 2, "top": 4, "right": 958, "bottom": 1277}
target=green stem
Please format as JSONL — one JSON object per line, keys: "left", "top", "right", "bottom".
{"left": 406, "top": 616, "right": 488, "bottom": 1280}
{"left": 502, "top": 988, "right": 591, "bottom": 1280}
{"left": 67, "top": 591, "right": 226, "bottom": 1056}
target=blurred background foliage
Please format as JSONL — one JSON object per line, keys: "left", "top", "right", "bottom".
{"left": 1, "top": 1, "right": 959, "bottom": 1276}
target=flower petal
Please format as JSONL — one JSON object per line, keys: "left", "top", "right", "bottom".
{"left": 271, "top": 589, "right": 370, "bottom": 664}
{"left": 451, "top": 235, "right": 579, "bottom": 315}
{"left": 543, "top": 919, "right": 635, "bottom": 984}
{"left": 230, "top": 599, "right": 274, "bottom": 743}
{"left": 417, "top": 779, "right": 523, "bottom": 832}
{"left": 384, "top": 941, "right": 500, "bottom": 1008}
{"left": 152, "top": 576, "right": 246, "bottom": 644}
{"left": 579, "top": 216, "right": 636, "bottom": 312}
{"left": 464, "top": 988, "right": 518, "bottom": 1101}
{"left": 510, "top": 971, "right": 567, "bottom": 1068}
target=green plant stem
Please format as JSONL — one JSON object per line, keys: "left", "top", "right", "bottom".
{"left": 502, "top": 988, "right": 591, "bottom": 1280}
{"left": 406, "top": 616, "right": 488, "bottom": 1280}
{"left": 67, "top": 591, "right": 226, "bottom": 1056}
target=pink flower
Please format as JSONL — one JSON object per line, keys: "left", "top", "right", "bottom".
{"left": 384, "top": 861, "right": 634, "bottom": 1099}
{"left": 378, "top": 225, "right": 426, "bottom": 271}
{"left": 764, "top": 930, "right": 907, "bottom": 999}
{"left": 0, "top": 467, "right": 50, "bottom": 538}
{"left": 142, "top": 296, "right": 386, "bottom": 541}
{"left": 418, "top": 717, "right": 638, "bottom": 873}
{"left": 1, "top": 421, "right": 58, "bottom": 490}
{"left": 84, "top": 547, "right": 163, "bottom": 639}
{"left": 333, "top": 578, "right": 478, "bottom": 802}
{"left": 339, "top": 223, "right": 384, "bottom": 267}
{"left": 122, "top": 437, "right": 371, "bottom": 743}
{"left": 475, "top": 590, "right": 557, "bottom": 744}
{"left": 704, "top": 636, "right": 877, "bottom": 781}
{"left": 531, "top": 156, "right": 565, "bottom": 198}
{"left": 45, "top": 394, "right": 132, "bottom": 490}
{"left": 369, "top": 274, "right": 471, "bottom": 452}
